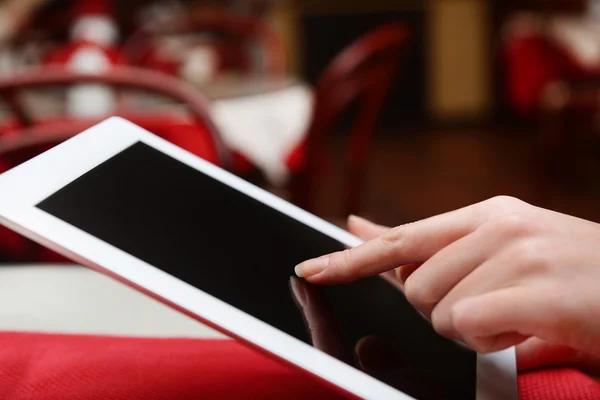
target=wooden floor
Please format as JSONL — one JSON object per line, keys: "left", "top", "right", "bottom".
{"left": 313, "top": 128, "right": 600, "bottom": 228}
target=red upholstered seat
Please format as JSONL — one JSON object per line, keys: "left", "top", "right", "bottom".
{"left": 0, "top": 333, "right": 341, "bottom": 400}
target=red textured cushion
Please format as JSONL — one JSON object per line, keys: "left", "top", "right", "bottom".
{"left": 520, "top": 368, "right": 600, "bottom": 400}
{"left": 0, "top": 332, "right": 342, "bottom": 400}
{"left": 0, "top": 332, "right": 597, "bottom": 399}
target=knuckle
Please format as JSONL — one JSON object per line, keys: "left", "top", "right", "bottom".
{"left": 328, "top": 249, "right": 353, "bottom": 271}
{"left": 431, "top": 308, "right": 453, "bottom": 338}
{"left": 488, "top": 212, "right": 534, "bottom": 238}
{"left": 485, "top": 195, "right": 526, "bottom": 212}
{"left": 510, "top": 240, "right": 552, "bottom": 276}
{"left": 380, "top": 225, "right": 408, "bottom": 251}
{"left": 403, "top": 278, "right": 420, "bottom": 306}
{"left": 450, "top": 302, "right": 479, "bottom": 338}
{"left": 404, "top": 277, "right": 436, "bottom": 310}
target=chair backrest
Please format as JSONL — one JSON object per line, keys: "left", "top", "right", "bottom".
{"left": 0, "top": 66, "right": 232, "bottom": 168}
{"left": 293, "top": 23, "right": 410, "bottom": 217}
{"left": 125, "top": 8, "right": 286, "bottom": 77}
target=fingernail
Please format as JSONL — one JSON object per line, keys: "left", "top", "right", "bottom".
{"left": 295, "top": 255, "right": 329, "bottom": 278}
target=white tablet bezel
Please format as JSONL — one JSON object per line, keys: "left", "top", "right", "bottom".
{"left": 0, "top": 117, "right": 518, "bottom": 400}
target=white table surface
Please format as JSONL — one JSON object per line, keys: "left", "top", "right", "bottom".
{"left": 212, "top": 83, "right": 313, "bottom": 185}
{"left": 0, "top": 264, "right": 227, "bottom": 338}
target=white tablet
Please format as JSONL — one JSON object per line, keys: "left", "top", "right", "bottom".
{"left": 0, "top": 117, "right": 518, "bottom": 400}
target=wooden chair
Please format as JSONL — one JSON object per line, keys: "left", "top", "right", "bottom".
{"left": 498, "top": 2, "right": 600, "bottom": 205}
{"left": 529, "top": 2, "right": 600, "bottom": 205}
{"left": 288, "top": 23, "right": 410, "bottom": 218}
{"left": 0, "top": 66, "right": 232, "bottom": 167}
{"left": 123, "top": 8, "right": 286, "bottom": 79}
{"left": 0, "top": 66, "right": 231, "bottom": 262}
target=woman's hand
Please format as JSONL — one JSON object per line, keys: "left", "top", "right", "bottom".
{"left": 295, "top": 196, "right": 600, "bottom": 364}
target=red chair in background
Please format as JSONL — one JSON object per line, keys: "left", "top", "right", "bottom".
{"left": 0, "top": 66, "right": 231, "bottom": 262}
{"left": 501, "top": 2, "right": 600, "bottom": 204}
{"left": 502, "top": 1, "right": 592, "bottom": 116}
{"left": 287, "top": 23, "right": 410, "bottom": 218}
{"left": 123, "top": 8, "right": 287, "bottom": 82}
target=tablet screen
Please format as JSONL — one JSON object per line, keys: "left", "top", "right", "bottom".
{"left": 38, "top": 142, "right": 476, "bottom": 399}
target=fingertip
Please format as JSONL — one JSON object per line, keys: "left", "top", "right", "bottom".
{"left": 294, "top": 256, "right": 329, "bottom": 279}
{"left": 293, "top": 264, "right": 305, "bottom": 278}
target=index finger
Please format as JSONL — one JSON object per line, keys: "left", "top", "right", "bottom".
{"left": 295, "top": 203, "right": 485, "bottom": 284}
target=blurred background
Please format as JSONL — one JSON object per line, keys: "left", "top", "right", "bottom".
{"left": 0, "top": 0, "right": 599, "bottom": 263}
{"left": 0, "top": 1, "right": 600, "bottom": 390}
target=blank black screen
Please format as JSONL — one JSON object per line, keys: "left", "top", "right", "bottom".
{"left": 38, "top": 142, "right": 476, "bottom": 399}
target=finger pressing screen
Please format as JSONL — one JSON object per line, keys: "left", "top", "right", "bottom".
{"left": 296, "top": 204, "right": 484, "bottom": 284}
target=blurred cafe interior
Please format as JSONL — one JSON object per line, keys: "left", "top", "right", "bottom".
{"left": 2, "top": 0, "right": 600, "bottom": 248}
{"left": 0, "top": 0, "right": 598, "bottom": 395}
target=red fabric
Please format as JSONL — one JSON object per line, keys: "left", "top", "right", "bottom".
{"left": 504, "top": 35, "right": 562, "bottom": 115}
{"left": 285, "top": 140, "right": 307, "bottom": 173}
{"left": 229, "top": 139, "right": 308, "bottom": 178}
{"left": 0, "top": 333, "right": 342, "bottom": 400}
{"left": 159, "top": 123, "right": 219, "bottom": 164}
{"left": 504, "top": 32, "right": 600, "bottom": 116}
{"left": 0, "top": 332, "right": 597, "bottom": 399}
{"left": 520, "top": 368, "right": 600, "bottom": 400}
{"left": 284, "top": 140, "right": 330, "bottom": 179}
